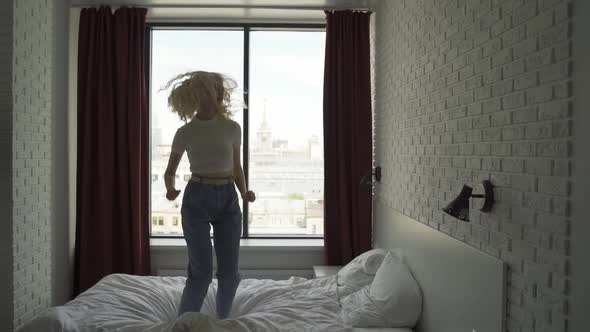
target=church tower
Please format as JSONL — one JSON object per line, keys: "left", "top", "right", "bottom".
{"left": 256, "top": 99, "right": 273, "bottom": 152}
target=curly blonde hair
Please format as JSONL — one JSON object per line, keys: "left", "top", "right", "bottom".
{"left": 161, "top": 71, "right": 238, "bottom": 121}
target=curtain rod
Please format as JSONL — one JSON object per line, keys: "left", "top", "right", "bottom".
{"left": 69, "top": 3, "right": 371, "bottom": 11}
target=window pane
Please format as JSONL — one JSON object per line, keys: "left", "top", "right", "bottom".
{"left": 248, "top": 31, "right": 325, "bottom": 236}
{"left": 150, "top": 29, "right": 244, "bottom": 237}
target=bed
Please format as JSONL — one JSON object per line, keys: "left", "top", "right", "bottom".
{"left": 21, "top": 211, "right": 505, "bottom": 332}
{"left": 20, "top": 273, "right": 411, "bottom": 332}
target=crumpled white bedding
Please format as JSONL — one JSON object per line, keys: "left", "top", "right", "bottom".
{"left": 21, "top": 273, "right": 407, "bottom": 332}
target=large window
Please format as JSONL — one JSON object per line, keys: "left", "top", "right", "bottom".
{"left": 149, "top": 25, "right": 325, "bottom": 238}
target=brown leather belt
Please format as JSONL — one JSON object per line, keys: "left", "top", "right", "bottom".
{"left": 190, "top": 174, "right": 233, "bottom": 185}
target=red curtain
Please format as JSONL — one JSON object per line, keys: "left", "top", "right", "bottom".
{"left": 323, "top": 11, "right": 373, "bottom": 265}
{"left": 74, "top": 6, "right": 150, "bottom": 295}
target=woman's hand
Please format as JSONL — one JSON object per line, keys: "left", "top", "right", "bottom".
{"left": 166, "top": 189, "right": 181, "bottom": 201}
{"left": 241, "top": 190, "right": 256, "bottom": 203}
{"left": 164, "top": 152, "right": 182, "bottom": 201}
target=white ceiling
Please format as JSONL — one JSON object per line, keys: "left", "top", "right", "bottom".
{"left": 70, "top": 0, "right": 371, "bottom": 23}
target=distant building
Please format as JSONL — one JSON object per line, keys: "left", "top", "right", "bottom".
{"left": 272, "top": 139, "right": 288, "bottom": 150}
{"left": 150, "top": 104, "right": 324, "bottom": 236}
{"left": 255, "top": 107, "right": 273, "bottom": 153}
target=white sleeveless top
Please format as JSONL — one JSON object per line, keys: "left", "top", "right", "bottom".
{"left": 171, "top": 115, "right": 241, "bottom": 175}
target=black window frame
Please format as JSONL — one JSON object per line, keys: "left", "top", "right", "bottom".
{"left": 147, "top": 22, "right": 326, "bottom": 240}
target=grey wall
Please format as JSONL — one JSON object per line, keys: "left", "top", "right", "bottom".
{"left": 0, "top": 2, "right": 14, "bottom": 331}
{"left": 570, "top": 0, "right": 590, "bottom": 330}
{"left": 372, "top": 0, "right": 573, "bottom": 331}
{"left": 151, "top": 243, "right": 324, "bottom": 277}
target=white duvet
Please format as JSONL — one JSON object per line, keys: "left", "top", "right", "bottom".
{"left": 20, "top": 274, "right": 350, "bottom": 332}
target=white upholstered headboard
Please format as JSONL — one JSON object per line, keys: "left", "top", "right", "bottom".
{"left": 374, "top": 205, "right": 506, "bottom": 332}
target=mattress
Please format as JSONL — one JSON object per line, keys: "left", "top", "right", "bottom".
{"left": 20, "top": 274, "right": 415, "bottom": 332}
{"left": 21, "top": 274, "right": 411, "bottom": 332}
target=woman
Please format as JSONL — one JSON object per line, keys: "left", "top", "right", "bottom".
{"left": 162, "top": 71, "right": 255, "bottom": 319}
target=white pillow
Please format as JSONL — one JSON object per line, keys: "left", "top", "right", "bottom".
{"left": 336, "top": 249, "right": 389, "bottom": 298}
{"left": 339, "top": 251, "right": 422, "bottom": 328}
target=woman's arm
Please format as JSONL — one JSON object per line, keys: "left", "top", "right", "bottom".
{"left": 164, "top": 152, "right": 182, "bottom": 201}
{"left": 233, "top": 145, "right": 256, "bottom": 202}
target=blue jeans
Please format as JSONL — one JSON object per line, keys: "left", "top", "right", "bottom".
{"left": 178, "top": 181, "right": 242, "bottom": 319}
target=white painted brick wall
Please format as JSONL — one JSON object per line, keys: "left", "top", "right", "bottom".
{"left": 12, "top": 0, "right": 54, "bottom": 329}
{"left": 372, "top": 0, "right": 573, "bottom": 331}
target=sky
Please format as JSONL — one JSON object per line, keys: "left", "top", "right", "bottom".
{"left": 151, "top": 29, "right": 326, "bottom": 147}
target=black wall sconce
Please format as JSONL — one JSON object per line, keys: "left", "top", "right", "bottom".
{"left": 442, "top": 180, "right": 494, "bottom": 222}
{"left": 361, "top": 166, "right": 382, "bottom": 185}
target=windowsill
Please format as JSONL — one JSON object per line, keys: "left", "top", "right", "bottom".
{"left": 150, "top": 238, "right": 324, "bottom": 251}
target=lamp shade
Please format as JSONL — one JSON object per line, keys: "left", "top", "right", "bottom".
{"left": 442, "top": 185, "right": 473, "bottom": 221}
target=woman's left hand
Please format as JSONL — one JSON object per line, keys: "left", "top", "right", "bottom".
{"left": 241, "top": 190, "right": 256, "bottom": 202}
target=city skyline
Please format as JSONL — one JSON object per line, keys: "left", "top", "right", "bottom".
{"left": 149, "top": 29, "right": 325, "bottom": 237}
{"left": 150, "top": 113, "right": 324, "bottom": 236}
